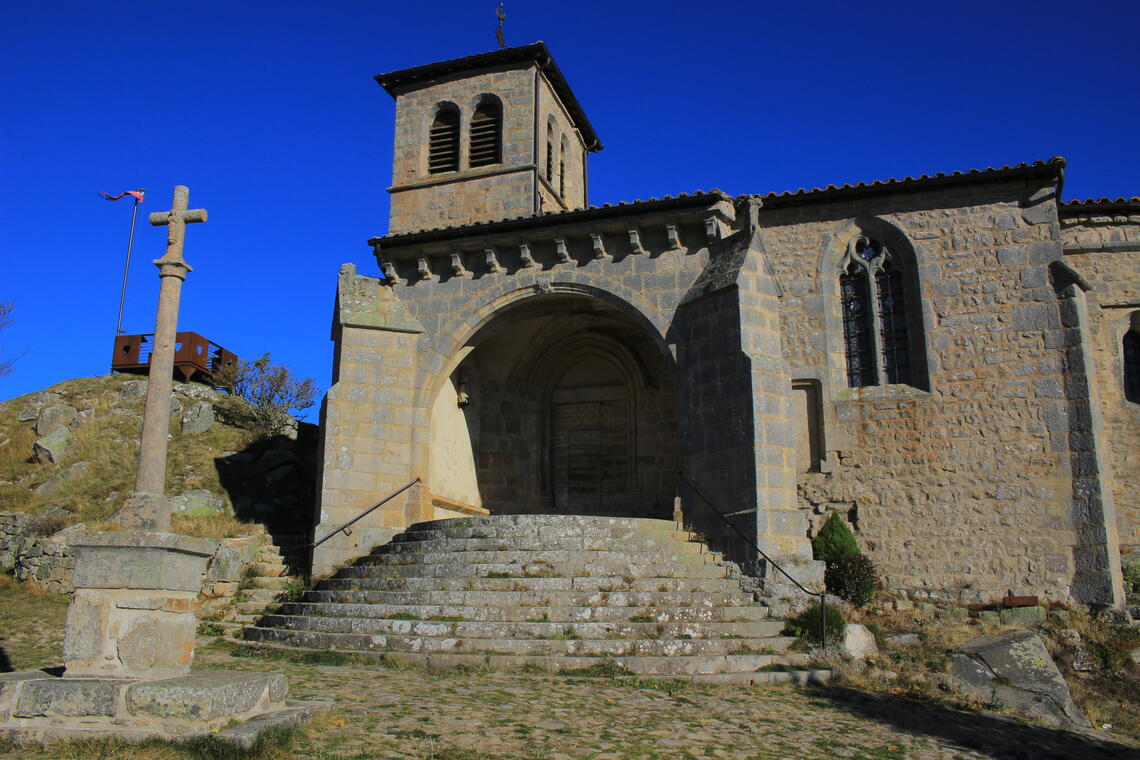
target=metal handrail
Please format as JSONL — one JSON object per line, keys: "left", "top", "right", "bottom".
{"left": 677, "top": 473, "right": 830, "bottom": 645}
{"left": 310, "top": 477, "right": 422, "bottom": 550}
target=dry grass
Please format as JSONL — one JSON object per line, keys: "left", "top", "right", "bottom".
{"left": 0, "top": 573, "right": 69, "bottom": 671}
{"left": 0, "top": 375, "right": 263, "bottom": 540}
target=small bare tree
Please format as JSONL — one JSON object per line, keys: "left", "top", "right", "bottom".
{"left": 214, "top": 353, "right": 317, "bottom": 436}
{"left": 0, "top": 301, "right": 18, "bottom": 378}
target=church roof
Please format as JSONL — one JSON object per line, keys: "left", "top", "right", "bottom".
{"left": 1060, "top": 197, "right": 1140, "bottom": 215}
{"left": 754, "top": 157, "right": 1068, "bottom": 208}
{"left": 375, "top": 42, "right": 602, "bottom": 153}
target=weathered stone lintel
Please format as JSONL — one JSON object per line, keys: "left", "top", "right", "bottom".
{"left": 337, "top": 263, "right": 425, "bottom": 333}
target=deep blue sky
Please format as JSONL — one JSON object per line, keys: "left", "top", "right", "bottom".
{"left": 2, "top": 0, "right": 1137, "bottom": 407}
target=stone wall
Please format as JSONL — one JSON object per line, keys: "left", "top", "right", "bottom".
{"left": 760, "top": 177, "right": 1110, "bottom": 603}
{"left": 1061, "top": 207, "right": 1140, "bottom": 559}
{"left": 13, "top": 535, "right": 75, "bottom": 594}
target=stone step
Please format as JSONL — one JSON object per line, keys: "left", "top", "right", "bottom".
{"left": 248, "top": 576, "right": 294, "bottom": 590}
{"left": 303, "top": 587, "right": 754, "bottom": 609}
{"left": 241, "top": 588, "right": 286, "bottom": 603}
{"left": 378, "top": 536, "right": 714, "bottom": 556}
{"left": 256, "top": 563, "right": 290, "bottom": 577}
{"left": 358, "top": 547, "right": 719, "bottom": 567}
{"left": 407, "top": 515, "right": 681, "bottom": 534}
{"left": 333, "top": 561, "right": 730, "bottom": 580}
{"left": 237, "top": 600, "right": 276, "bottom": 615}
{"left": 276, "top": 601, "right": 771, "bottom": 624}
{"left": 316, "top": 574, "right": 744, "bottom": 595}
{"left": 257, "top": 614, "right": 787, "bottom": 641}
{"left": 394, "top": 526, "right": 689, "bottom": 545}
{"left": 238, "top": 638, "right": 828, "bottom": 681}
{"left": 243, "top": 626, "right": 792, "bottom": 658}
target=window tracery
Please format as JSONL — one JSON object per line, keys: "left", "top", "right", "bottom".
{"left": 1125, "top": 311, "right": 1140, "bottom": 403}
{"left": 839, "top": 235, "right": 913, "bottom": 387}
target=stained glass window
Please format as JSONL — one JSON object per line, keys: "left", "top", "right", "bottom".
{"left": 840, "top": 235, "right": 915, "bottom": 388}
{"left": 1124, "top": 322, "right": 1140, "bottom": 403}
{"left": 841, "top": 260, "right": 876, "bottom": 387}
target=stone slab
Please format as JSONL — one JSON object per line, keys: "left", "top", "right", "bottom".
{"left": 70, "top": 531, "right": 218, "bottom": 591}
{"left": 14, "top": 678, "right": 120, "bottom": 718}
{"left": 125, "top": 671, "right": 288, "bottom": 720}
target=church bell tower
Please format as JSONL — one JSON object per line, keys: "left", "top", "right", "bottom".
{"left": 376, "top": 42, "right": 602, "bottom": 235}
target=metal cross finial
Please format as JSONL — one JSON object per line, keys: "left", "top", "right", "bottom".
{"left": 495, "top": 3, "right": 506, "bottom": 49}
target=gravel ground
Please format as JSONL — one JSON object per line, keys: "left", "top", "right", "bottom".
{"left": 183, "top": 643, "right": 1140, "bottom": 760}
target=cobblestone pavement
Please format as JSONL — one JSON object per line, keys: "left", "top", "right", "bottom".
{"left": 194, "top": 646, "right": 1140, "bottom": 760}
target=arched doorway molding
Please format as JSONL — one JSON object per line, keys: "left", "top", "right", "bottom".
{"left": 416, "top": 279, "right": 674, "bottom": 411}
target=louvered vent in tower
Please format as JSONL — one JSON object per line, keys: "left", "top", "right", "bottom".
{"left": 469, "top": 101, "right": 502, "bottom": 168}
{"left": 429, "top": 107, "right": 460, "bottom": 174}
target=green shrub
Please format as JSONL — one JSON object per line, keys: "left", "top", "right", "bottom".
{"left": 825, "top": 553, "right": 880, "bottom": 607}
{"left": 811, "top": 512, "right": 860, "bottom": 562}
{"left": 1123, "top": 560, "right": 1140, "bottom": 598}
{"left": 783, "top": 603, "right": 846, "bottom": 646}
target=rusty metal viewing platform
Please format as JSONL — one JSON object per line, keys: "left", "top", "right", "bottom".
{"left": 112, "top": 332, "right": 237, "bottom": 384}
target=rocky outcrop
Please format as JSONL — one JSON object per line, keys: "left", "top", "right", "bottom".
{"left": 949, "top": 630, "right": 1090, "bottom": 730}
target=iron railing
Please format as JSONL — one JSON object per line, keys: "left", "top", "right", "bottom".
{"left": 310, "top": 477, "right": 422, "bottom": 550}
{"left": 677, "top": 473, "right": 830, "bottom": 646}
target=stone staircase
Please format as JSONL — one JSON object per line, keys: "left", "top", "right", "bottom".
{"left": 242, "top": 515, "right": 829, "bottom": 684}
{"left": 212, "top": 535, "right": 309, "bottom": 636}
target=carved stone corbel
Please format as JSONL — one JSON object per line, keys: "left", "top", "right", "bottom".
{"left": 484, "top": 246, "right": 504, "bottom": 274}
{"left": 379, "top": 259, "right": 398, "bottom": 283}
{"left": 417, "top": 256, "right": 435, "bottom": 281}
{"left": 628, "top": 228, "right": 647, "bottom": 255}
{"left": 591, "top": 232, "right": 610, "bottom": 261}
{"left": 665, "top": 224, "right": 682, "bottom": 250}
{"left": 450, "top": 250, "right": 470, "bottom": 278}
{"left": 519, "top": 240, "right": 536, "bottom": 268}
{"left": 554, "top": 236, "right": 572, "bottom": 264}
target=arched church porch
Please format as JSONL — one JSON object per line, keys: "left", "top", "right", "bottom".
{"left": 426, "top": 294, "right": 679, "bottom": 520}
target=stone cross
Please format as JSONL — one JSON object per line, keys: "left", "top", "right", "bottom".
{"left": 117, "top": 185, "right": 207, "bottom": 532}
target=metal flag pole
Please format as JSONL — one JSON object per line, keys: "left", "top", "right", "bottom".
{"left": 101, "top": 188, "right": 146, "bottom": 335}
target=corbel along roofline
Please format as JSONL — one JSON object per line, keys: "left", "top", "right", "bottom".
{"left": 370, "top": 191, "right": 733, "bottom": 260}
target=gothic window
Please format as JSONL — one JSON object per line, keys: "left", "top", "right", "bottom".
{"left": 545, "top": 121, "right": 556, "bottom": 179}
{"left": 428, "top": 104, "right": 460, "bottom": 174}
{"left": 559, "top": 137, "right": 568, "bottom": 197}
{"left": 469, "top": 98, "right": 502, "bottom": 168}
{"left": 1125, "top": 312, "right": 1140, "bottom": 403}
{"left": 840, "top": 235, "right": 914, "bottom": 388}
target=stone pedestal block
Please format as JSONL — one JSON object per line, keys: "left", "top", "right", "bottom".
{"left": 63, "top": 532, "right": 218, "bottom": 679}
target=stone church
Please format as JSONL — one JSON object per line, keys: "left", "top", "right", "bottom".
{"left": 311, "top": 42, "right": 1139, "bottom": 609}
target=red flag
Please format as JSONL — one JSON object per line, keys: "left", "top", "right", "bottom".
{"left": 99, "top": 189, "right": 145, "bottom": 203}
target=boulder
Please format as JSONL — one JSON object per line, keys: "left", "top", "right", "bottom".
{"left": 181, "top": 401, "right": 216, "bottom": 434}
{"left": 841, "top": 623, "right": 878, "bottom": 659}
{"left": 887, "top": 633, "right": 920, "bottom": 647}
{"left": 120, "top": 379, "right": 148, "bottom": 401}
{"left": 169, "top": 489, "right": 228, "bottom": 517}
{"left": 17, "top": 407, "right": 38, "bottom": 422}
{"left": 949, "top": 630, "right": 1090, "bottom": 729}
{"left": 174, "top": 382, "right": 219, "bottom": 401}
{"left": 999, "top": 605, "right": 1046, "bottom": 626}
{"left": 34, "top": 404, "right": 77, "bottom": 436}
{"left": 35, "top": 461, "right": 88, "bottom": 497}
{"left": 33, "top": 427, "right": 71, "bottom": 464}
